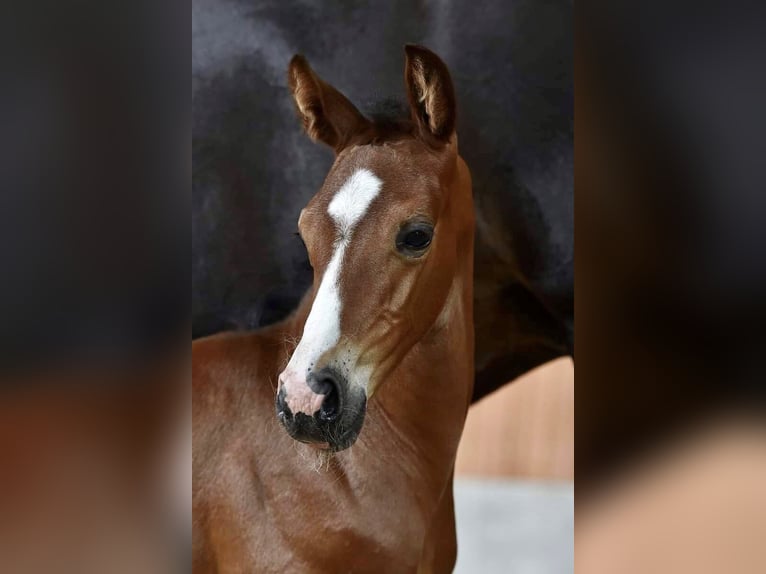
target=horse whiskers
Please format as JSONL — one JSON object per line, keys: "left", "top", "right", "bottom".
{"left": 294, "top": 443, "right": 334, "bottom": 474}
{"left": 294, "top": 440, "right": 326, "bottom": 474}
{"left": 314, "top": 449, "right": 334, "bottom": 472}
{"left": 281, "top": 333, "right": 301, "bottom": 352}
{"left": 278, "top": 334, "right": 301, "bottom": 374}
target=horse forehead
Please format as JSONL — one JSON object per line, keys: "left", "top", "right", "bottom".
{"left": 312, "top": 144, "right": 442, "bottom": 223}
{"left": 339, "top": 142, "right": 437, "bottom": 180}
{"left": 327, "top": 169, "right": 382, "bottom": 231}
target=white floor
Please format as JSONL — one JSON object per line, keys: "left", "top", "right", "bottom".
{"left": 453, "top": 479, "right": 574, "bottom": 574}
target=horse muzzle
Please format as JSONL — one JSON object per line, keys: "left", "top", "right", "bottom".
{"left": 276, "top": 366, "right": 367, "bottom": 451}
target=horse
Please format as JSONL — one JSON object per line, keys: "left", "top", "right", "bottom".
{"left": 192, "top": 0, "right": 574, "bottom": 402}
{"left": 193, "top": 45, "right": 474, "bottom": 573}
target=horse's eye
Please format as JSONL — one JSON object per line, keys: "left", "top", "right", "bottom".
{"left": 396, "top": 223, "right": 434, "bottom": 256}
{"left": 404, "top": 230, "right": 430, "bottom": 249}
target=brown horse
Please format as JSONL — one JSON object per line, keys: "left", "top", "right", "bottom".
{"left": 193, "top": 45, "right": 474, "bottom": 573}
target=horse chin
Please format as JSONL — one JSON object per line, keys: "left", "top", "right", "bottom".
{"left": 289, "top": 427, "right": 360, "bottom": 453}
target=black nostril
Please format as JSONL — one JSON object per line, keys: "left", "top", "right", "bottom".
{"left": 310, "top": 370, "right": 342, "bottom": 423}
{"left": 318, "top": 382, "right": 340, "bottom": 422}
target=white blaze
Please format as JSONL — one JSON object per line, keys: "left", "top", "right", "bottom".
{"left": 286, "top": 169, "right": 382, "bottom": 378}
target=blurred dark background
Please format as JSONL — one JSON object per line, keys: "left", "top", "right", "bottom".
{"left": 0, "top": 1, "right": 188, "bottom": 375}
{"left": 577, "top": 7, "right": 766, "bottom": 570}
{"left": 577, "top": 2, "right": 766, "bottom": 485}
{"left": 1, "top": 2, "right": 188, "bottom": 572}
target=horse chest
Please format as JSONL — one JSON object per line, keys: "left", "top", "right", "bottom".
{"left": 199, "top": 475, "right": 427, "bottom": 574}
{"left": 196, "top": 446, "right": 419, "bottom": 572}
{"left": 256, "top": 470, "right": 426, "bottom": 572}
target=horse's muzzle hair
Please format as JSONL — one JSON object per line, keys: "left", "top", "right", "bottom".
{"left": 276, "top": 367, "right": 367, "bottom": 451}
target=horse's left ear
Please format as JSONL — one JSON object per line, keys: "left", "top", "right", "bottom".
{"left": 404, "top": 45, "right": 457, "bottom": 143}
{"left": 288, "top": 55, "right": 370, "bottom": 153}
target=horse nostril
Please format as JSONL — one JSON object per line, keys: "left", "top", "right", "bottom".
{"left": 316, "top": 374, "right": 341, "bottom": 423}
{"left": 319, "top": 385, "right": 339, "bottom": 422}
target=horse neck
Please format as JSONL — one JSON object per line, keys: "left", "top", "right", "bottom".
{"left": 353, "top": 232, "right": 474, "bottom": 502}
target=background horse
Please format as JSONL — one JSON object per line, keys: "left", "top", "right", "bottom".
{"left": 194, "top": 46, "right": 475, "bottom": 573}
{"left": 192, "top": 0, "right": 574, "bottom": 401}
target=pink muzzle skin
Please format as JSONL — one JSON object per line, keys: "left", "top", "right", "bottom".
{"left": 278, "top": 368, "right": 326, "bottom": 417}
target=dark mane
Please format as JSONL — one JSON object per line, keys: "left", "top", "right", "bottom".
{"left": 364, "top": 97, "right": 410, "bottom": 125}
{"left": 361, "top": 98, "right": 415, "bottom": 143}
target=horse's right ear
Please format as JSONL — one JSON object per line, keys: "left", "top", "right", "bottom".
{"left": 404, "top": 45, "right": 457, "bottom": 143}
{"left": 288, "top": 55, "right": 370, "bottom": 153}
